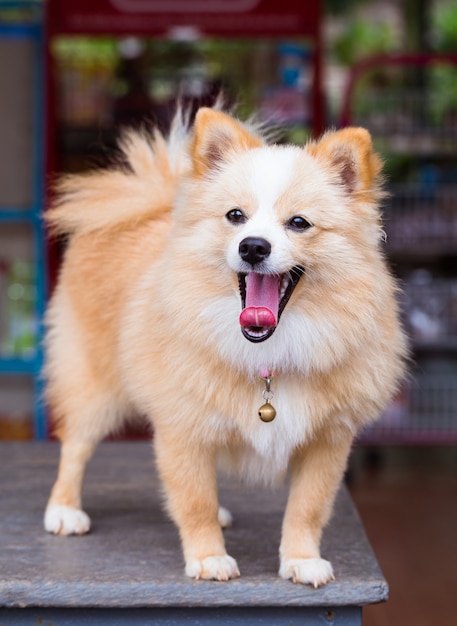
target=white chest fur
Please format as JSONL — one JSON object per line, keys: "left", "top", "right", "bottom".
{"left": 212, "top": 385, "right": 313, "bottom": 486}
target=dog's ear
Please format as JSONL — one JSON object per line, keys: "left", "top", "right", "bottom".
{"left": 309, "top": 128, "right": 382, "bottom": 198}
{"left": 191, "top": 108, "right": 263, "bottom": 177}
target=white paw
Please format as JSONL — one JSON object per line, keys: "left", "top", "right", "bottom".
{"left": 279, "top": 557, "right": 334, "bottom": 588}
{"left": 218, "top": 506, "right": 233, "bottom": 528}
{"left": 44, "top": 504, "right": 91, "bottom": 536}
{"left": 185, "top": 555, "right": 240, "bottom": 581}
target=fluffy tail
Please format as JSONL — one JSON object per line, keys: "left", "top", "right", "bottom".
{"left": 46, "top": 110, "right": 192, "bottom": 236}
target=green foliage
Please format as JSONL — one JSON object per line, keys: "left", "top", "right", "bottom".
{"left": 52, "top": 37, "right": 118, "bottom": 68}
{"left": 430, "top": 3, "right": 457, "bottom": 124}
{"left": 429, "top": 66, "right": 457, "bottom": 124}
{"left": 433, "top": 2, "right": 457, "bottom": 52}
{"left": 332, "top": 19, "right": 397, "bottom": 65}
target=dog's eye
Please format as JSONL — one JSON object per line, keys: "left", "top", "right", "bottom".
{"left": 286, "top": 216, "right": 313, "bottom": 232}
{"left": 226, "top": 208, "right": 247, "bottom": 224}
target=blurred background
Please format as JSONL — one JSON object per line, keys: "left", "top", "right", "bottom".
{"left": 0, "top": 0, "right": 456, "bottom": 624}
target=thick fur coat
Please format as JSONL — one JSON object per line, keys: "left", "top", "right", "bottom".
{"left": 44, "top": 107, "right": 406, "bottom": 586}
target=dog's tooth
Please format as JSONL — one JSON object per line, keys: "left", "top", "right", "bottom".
{"left": 279, "top": 275, "right": 289, "bottom": 300}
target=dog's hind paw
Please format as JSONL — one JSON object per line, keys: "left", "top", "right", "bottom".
{"left": 218, "top": 506, "right": 233, "bottom": 528}
{"left": 44, "top": 504, "right": 91, "bottom": 536}
{"left": 279, "top": 557, "right": 334, "bottom": 588}
{"left": 185, "top": 555, "right": 240, "bottom": 581}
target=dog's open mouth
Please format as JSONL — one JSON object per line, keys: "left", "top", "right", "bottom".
{"left": 238, "top": 266, "right": 304, "bottom": 343}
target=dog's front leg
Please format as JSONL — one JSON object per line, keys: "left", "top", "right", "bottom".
{"left": 154, "top": 434, "right": 239, "bottom": 581}
{"left": 279, "top": 429, "right": 354, "bottom": 587}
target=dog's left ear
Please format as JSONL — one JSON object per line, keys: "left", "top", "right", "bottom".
{"left": 309, "top": 128, "right": 382, "bottom": 198}
{"left": 191, "top": 108, "right": 263, "bottom": 177}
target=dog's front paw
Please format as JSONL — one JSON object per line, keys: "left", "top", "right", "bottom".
{"left": 279, "top": 557, "right": 334, "bottom": 588}
{"left": 185, "top": 555, "right": 240, "bottom": 581}
{"left": 44, "top": 504, "right": 91, "bottom": 536}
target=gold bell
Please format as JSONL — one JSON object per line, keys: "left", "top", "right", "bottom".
{"left": 258, "top": 400, "right": 276, "bottom": 422}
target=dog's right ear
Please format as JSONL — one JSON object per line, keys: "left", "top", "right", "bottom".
{"left": 191, "top": 108, "right": 263, "bottom": 177}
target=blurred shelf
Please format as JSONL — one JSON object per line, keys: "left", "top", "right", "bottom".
{"left": 0, "top": 356, "right": 39, "bottom": 374}
{"left": 342, "top": 54, "right": 457, "bottom": 445}
{"left": 0, "top": 208, "right": 39, "bottom": 222}
{"left": 0, "top": 2, "right": 46, "bottom": 440}
{"left": 413, "top": 339, "right": 457, "bottom": 352}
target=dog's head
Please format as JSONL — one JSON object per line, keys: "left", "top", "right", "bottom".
{"left": 181, "top": 108, "right": 384, "bottom": 345}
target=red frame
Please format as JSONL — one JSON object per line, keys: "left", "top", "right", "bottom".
{"left": 45, "top": 0, "right": 324, "bottom": 147}
{"left": 339, "top": 52, "right": 457, "bottom": 128}
{"left": 46, "top": 0, "right": 320, "bottom": 38}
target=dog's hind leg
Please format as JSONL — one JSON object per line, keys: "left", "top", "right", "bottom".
{"left": 217, "top": 506, "right": 233, "bottom": 528}
{"left": 44, "top": 391, "right": 123, "bottom": 536}
{"left": 44, "top": 440, "right": 96, "bottom": 536}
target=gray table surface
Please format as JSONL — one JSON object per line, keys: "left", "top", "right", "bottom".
{"left": 0, "top": 442, "right": 388, "bottom": 609}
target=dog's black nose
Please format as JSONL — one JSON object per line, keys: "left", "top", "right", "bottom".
{"left": 239, "top": 237, "right": 271, "bottom": 266}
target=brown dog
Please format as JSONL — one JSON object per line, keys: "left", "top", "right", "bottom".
{"left": 44, "top": 107, "right": 406, "bottom": 586}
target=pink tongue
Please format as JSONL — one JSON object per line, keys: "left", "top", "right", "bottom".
{"left": 239, "top": 273, "right": 279, "bottom": 329}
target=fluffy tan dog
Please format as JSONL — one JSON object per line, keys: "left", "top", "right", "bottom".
{"left": 43, "top": 107, "right": 406, "bottom": 587}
